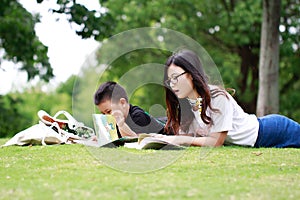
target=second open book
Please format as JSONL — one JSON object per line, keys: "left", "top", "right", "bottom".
{"left": 123, "top": 134, "right": 185, "bottom": 150}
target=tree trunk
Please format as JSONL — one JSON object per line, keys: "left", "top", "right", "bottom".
{"left": 256, "top": 0, "right": 281, "bottom": 117}
{"left": 237, "top": 45, "right": 259, "bottom": 114}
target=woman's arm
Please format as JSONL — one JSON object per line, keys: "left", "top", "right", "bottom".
{"left": 158, "top": 131, "right": 228, "bottom": 147}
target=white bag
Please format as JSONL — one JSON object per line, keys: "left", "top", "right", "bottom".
{"left": 2, "top": 121, "right": 68, "bottom": 147}
{"left": 2, "top": 110, "right": 96, "bottom": 147}
{"left": 38, "top": 110, "right": 95, "bottom": 139}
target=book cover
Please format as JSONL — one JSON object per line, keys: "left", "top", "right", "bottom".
{"left": 93, "top": 114, "right": 118, "bottom": 146}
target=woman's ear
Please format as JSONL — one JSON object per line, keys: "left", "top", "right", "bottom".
{"left": 187, "top": 73, "right": 193, "bottom": 80}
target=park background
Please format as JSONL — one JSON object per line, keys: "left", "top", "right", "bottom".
{"left": 0, "top": 0, "right": 299, "bottom": 138}
{"left": 1, "top": 1, "right": 300, "bottom": 199}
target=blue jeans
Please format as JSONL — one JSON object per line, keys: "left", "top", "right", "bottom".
{"left": 254, "top": 114, "right": 300, "bottom": 148}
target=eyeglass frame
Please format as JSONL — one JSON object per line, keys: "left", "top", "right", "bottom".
{"left": 164, "top": 71, "right": 187, "bottom": 87}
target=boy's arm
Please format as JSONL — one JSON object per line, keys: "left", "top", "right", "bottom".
{"left": 112, "top": 110, "right": 137, "bottom": 137}
{"left": 117, "top": 123, "right": 137, "bottom": 137}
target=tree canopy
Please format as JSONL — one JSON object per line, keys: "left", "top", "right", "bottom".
{"left": 0, "top": 0, "right": 53, "bottom": 81}
{"left": 43, "top": 0, "right": 299, "bottom": 115}
{"left": 0, "top": 0, "right": 299, "bottom": 137}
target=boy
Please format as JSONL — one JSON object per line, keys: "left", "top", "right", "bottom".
{"left": 94, "top": 81, "right": 164, "bottom": 137}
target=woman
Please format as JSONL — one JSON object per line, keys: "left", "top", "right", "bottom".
{"left": 160, "top": 49, "right": 300, "bottom": 148}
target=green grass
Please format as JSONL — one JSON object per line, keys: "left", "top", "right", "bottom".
{"left": 0, "top": 138, "right": 299, "bottom": 200}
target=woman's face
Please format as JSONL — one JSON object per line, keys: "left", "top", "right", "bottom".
{"left": 167, "top": 64, "right": 195, "bottom": 99}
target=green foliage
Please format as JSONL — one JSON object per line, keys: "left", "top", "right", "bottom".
{"left": 100, "top": 0, "right": 300, "bottom": 119}
{"left": 1, "top": 0, "right": 299, "bottom": 137}
{"left": 278, "top": 0, "right": 300, "bottom": 119}
{"left": 56, "top": 75, "right": 77, "bottom": 97}
{"left": 41, "top": 0, "right": 264, "bottom": 113}
{"left": 38, "top": 0, "right": 116, "bottom": 41}
{"left": 0, "top": 95, "right": 29, "bottom": 138}
{"left": 0, "top": 0, "right": 53, "bottom": 81}
{"left": 35, "top": 0, "right": 300, "bottom": 120}
{"left": 72, "top": 67, "right": 100, "bottom": 127}
{"left": 279, "top": 52, "right": 300, "bottom": 120}
{"left": 1, "top": 142, "right": 300, "bottom": 199}
{"left": 0, "top": 84, "right": 73, "bottom": 138}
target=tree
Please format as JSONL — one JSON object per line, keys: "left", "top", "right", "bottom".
{"left": 37, "top": 0, "right": 300, "bottom": 120}
{"left": 0, "top": 0, "right": 53, "bottom": 81}
{"left": 39, "top": 0, "right": 263, "bottom": 112}
{"left": 257, "top": 0, "right": 281, "bottom": 116}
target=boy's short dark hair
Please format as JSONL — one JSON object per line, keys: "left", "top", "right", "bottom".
{"left": 94, "top": 81, "right": 128, "bottom": 105}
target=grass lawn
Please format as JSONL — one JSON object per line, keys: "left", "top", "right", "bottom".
{"left": 0, "top": 138, "right": 299, "bottom": 200}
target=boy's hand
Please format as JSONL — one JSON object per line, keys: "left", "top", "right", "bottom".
{"left": 112, "top": 110, "right": 137, "bottom": 137}
{"left": 112, "top": 110, "right": 125, "bottom": 127}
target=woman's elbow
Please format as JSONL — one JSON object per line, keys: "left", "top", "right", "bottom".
{"left": 213, "top": 141, "right": 224, "bottom": 147}
{"left": 209, "top": 132, "right": 227, "bottom": 147}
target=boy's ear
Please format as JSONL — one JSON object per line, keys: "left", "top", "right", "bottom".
{"left": 119, "top": 98, "right": 127, "bottom": 106}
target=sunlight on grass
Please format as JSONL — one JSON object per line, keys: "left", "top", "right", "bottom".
{"left": 0, "top": 139, "right": 299, "bottom": 199}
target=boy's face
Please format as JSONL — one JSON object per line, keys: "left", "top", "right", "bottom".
{"left": 97, "top": 99, "right": 127, "bottom": 117}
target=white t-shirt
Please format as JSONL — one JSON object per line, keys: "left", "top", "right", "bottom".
{"left": 187, "top": 91, "right": 259, "bottom": 147}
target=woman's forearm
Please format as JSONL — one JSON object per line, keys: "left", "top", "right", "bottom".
{"left": 162, "top": 132, "right": 227, "bottom": 147}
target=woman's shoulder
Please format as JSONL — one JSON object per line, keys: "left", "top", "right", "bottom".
{"left": 209, "top": 86, "right": 238, "bottom": 111}
{"left": 209, "top": 84, "right": 226, "bottom": 94}
{"left": 209, "top": 85, "right": 229, "bottom": 99}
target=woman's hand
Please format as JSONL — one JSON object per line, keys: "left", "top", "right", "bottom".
{"left": 151, "top": 131, "right": 228, "bottom": 147}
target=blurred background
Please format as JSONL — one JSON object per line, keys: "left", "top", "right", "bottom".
{"left": 0, "top": 0, "right": 299, "bottom": 138}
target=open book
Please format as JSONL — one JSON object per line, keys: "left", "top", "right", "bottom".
{"left": 124, "top": 134, "right": 185, "bottom": 150}
{"left": 77, "top": 114, "right": 184, "bottom": 150}
{"left": 94, "top": 133, "right": 184, "bottom": 150}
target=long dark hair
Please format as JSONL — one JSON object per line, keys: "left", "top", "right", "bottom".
{"left": 164, "top": 49, "right": 224, "bottom": 135}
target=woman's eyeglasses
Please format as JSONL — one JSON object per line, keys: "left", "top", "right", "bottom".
{"left": 164, "top": 72, "right": 187, "bottom": 87}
